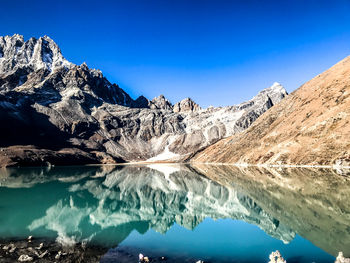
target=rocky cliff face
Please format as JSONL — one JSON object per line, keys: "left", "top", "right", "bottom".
{"left": 173, "top": 97, "right": 201, "bottom": 112}
{"left": 192, "top": 56, "right": 350, "bottom": 166}
{"left": 0, "top": 34, "right": 287, "bottom": 166}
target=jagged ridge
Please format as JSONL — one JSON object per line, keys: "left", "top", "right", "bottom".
{"left": 0, "top": 34, "right": 288, "bottom": 165}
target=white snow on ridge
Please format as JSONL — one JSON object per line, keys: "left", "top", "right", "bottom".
{"left": 147, "top": 146, "right": 179, "bottom": 162}
{"left": 271, "top": 82, "right": 283, "bottom": 88}
{"left": 0, "top": 34, "right": 74, "bottom": 74}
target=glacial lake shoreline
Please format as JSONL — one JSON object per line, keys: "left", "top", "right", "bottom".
{"left": 3, "top": 161, "right": 350, "bottom": 170}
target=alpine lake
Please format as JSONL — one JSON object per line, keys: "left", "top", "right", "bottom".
{"left": 0, "top": 164, "right": 349, "bottom": 262}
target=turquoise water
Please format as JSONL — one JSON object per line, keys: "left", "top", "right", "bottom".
{"left": 0, "top": 164, "right": 348, "bottom": 262}
{"left": 120, "top": 219, "right": 333, "bottom": 262}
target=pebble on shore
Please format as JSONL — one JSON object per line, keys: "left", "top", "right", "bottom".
{"left": 18, "top": 254, "right": 33, "bottom": 262}
{"left": 139, "top": 253, "right": 149, "bottom": 262}
{"left": 268, "top": 250, "right": 287, "bottom": 263}
{"left": 335, "top": 252, "right": 350, "bottom": 263}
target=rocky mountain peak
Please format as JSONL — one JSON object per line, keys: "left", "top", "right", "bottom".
{"left": 261, "top": 82, "right": 288, "bottom": 104}
{"left": 0, "top": 35, "right": 137, "bottom": 107}
{"left": 80, "top": 62, "right": 89, "bottom": 70}
{"left": 149, "top": 94, "right": 173, "bottom": 110}
{"left": 238, "top": 82, "right": 288, "bottom": 112}
{"left": 173, "top": 97, "right": 201, "bottom": 112}
{"left": 0, "top": 34, "right": 72, "bottom": 77}
{"left": 133, "top": 95, "right": 149, "bottom": 108}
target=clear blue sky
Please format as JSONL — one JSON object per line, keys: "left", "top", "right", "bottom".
{"left": 1, "top": 0, "right": 350, "bottom": 107}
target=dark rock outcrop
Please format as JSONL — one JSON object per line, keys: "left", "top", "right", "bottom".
{"left": 173, "top": 97, "right": 201, "bottom": 112}
{"left": 148, "top": 94, "right": 173, "bottom": 110}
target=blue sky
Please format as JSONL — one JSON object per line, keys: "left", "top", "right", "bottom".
{"left": 1, "top": 0, "right": 350, "bottom": 107}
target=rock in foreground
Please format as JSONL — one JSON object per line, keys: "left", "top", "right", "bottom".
{"left": 0, "top": 238, "right": 107, "bottom": 263}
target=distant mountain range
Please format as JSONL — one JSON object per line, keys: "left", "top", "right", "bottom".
{"left": 0, "top": 34, "right": 287, "bottom": 167}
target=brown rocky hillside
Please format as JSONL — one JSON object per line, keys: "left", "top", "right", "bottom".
{"left": 192, "top": 56, "right": 350, "bottom": 166}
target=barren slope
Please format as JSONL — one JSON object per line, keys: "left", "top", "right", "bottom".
{"left": 192, "top": 56, "right": 350, "bottom": 166}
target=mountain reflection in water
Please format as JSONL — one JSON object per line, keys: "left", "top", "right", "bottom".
{"left": 0, "top": 164, "right": 349, "bottom": 262}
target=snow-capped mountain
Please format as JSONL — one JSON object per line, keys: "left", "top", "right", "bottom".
{"left": 0, "top": 34, "right": 288, "bottom": 166}
{"left": 0, "top": 34, "right": 72, "bottom": 74}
